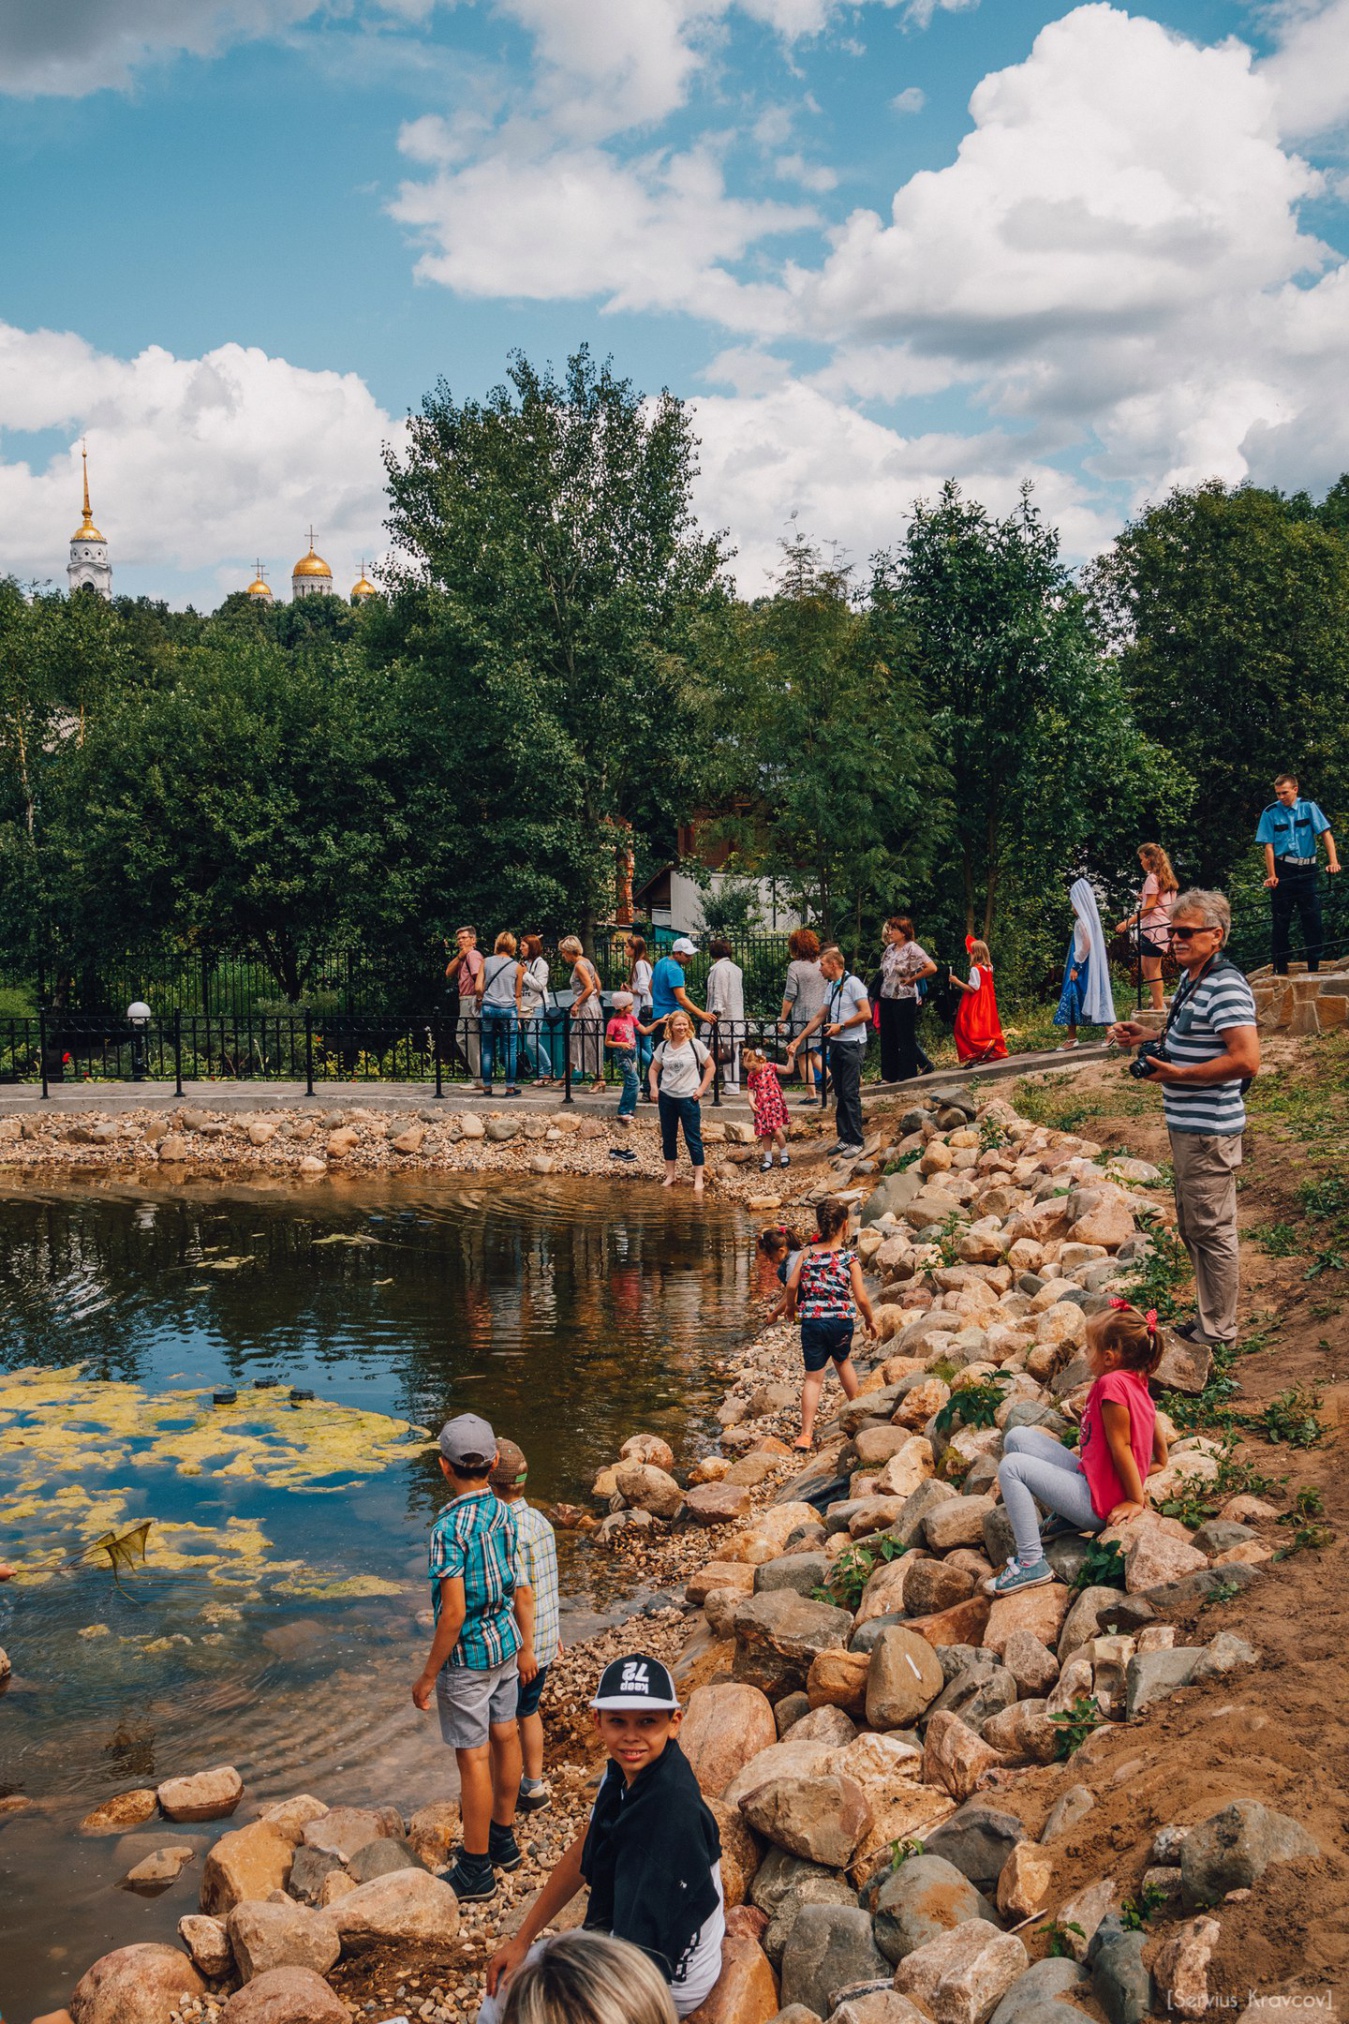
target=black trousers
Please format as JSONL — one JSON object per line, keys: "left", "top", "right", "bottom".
{"left": 878, "top": 997, "right": 921, "bottom": 1082}
{"left": 827, "top": 1042, "right": 864, "bottom": 1148}
{"left": 1271, "top": 862, "right": 1323, "bottom": 973}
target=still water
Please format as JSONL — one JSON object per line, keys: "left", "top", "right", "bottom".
{"left": 0, "top": 1176, "right": 755, "bottom": 2019}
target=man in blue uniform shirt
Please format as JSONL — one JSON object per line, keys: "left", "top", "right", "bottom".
{"left": 1255, "top": 773, "right": 1340, "bottom": 974}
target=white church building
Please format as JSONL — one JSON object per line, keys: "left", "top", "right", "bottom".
{"left": 67, "top": 445, "right": 112, "bottom": 600}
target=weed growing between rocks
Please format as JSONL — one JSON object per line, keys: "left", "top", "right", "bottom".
{"left": 1050, "top": 1694, "right": 1104, "bottom": 1759}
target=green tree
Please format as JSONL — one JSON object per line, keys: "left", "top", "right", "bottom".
{"left": 706, "top": 539, "right": 938, "bottom": 949}
{"left": 1089, "top": 478, "right": 1349, "bottom": 885}
{"left": 377, "top": 346, "right": 727, "bottom": 945}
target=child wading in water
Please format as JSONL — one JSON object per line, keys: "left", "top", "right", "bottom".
{"left": 786, "top": 1198, "right": 875, "bottom": 1450}
{"left": 756, "top": 1223, "right": 805, "bottom": 1325}
{"left": 950, "top": 936, "right": 1008, "bottom": 1064}
{"left": 742, "top": 1047, "right": 791, "bottom": 1171}
{"left": 985, "top": 1299, "right": 1168, "bottom": 1595}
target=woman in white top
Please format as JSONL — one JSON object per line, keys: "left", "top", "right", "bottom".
{"left": 1115, "top": 843, "right": 1178, "bottom": 1014}
{"left": 478, "top": 931, "right": 525, "bottom": 1096}
{"left": 704, "top": 936, "right": 745, "bottom": 1092}
{"left": 649, "top": 1010, "right": 715, "bottom": 1193}
{"left": 626, "top": 934, "right": 655, "bottom": 1084}
{"left": 778, "top": 928, "right": 828, "bottom": 1102}
{"left": 517, "top": 932, "right": 553, "bottom": 1083}
{"left": 561, "top": 936, "right": 605, "bottom": 1089}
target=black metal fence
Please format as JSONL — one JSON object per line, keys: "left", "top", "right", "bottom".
{"left": 5, "top": 1009, "right": 848, "bottom": 1107}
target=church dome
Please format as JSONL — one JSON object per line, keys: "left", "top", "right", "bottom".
{"left": 351, "top": 568, "right": 377, "bottom": 602}
{"left": 246, "top": 573, "right": 273, "bottom": 602}
{"left": 292, "top": 544, "right": 332, "bottom": 580}
{"left": 72, "top": 511, "right": 106, "bottom": 544}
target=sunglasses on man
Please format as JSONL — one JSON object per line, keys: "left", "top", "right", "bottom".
{"left": 1168, "top": 925, "right": 1218, "bottom": 941}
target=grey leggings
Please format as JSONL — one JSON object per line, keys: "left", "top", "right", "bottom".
{"left": 998, "top": 1425, "right": 1102, "bottom": 1564}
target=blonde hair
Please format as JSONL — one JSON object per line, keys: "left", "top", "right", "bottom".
{"left": 494, "top": 931, "right": 518, "bottom": 955}
{"left": 665, "top": 1009, "right": 694, "bottom": 1042}
{"left": 559, "top": 936, "right": 583, "bottom": 960}
{"left": 968, "top": 940, "right": 992, "bottom": 968}
{"left": 502, "top": 1932, "right": 677, "bottom": 2024}
{"left": 741, "top": 1047, "right": 767, "bottom": 1073}
{"left": 1138, "top": 843, "right": 1178, "bottom": 893}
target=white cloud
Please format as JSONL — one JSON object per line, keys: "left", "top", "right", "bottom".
{"left": 902, "top": 0, "right": 981, "bottom": 31}
{"left": 0, "top": 0, "right": 326, "bottom": 96}
{"left": 892, "top": 85, "right": 925, "bottom": 111}
{"left": 775, "top": 152, "right": 839, "bottom": 190}
{"left": 392, "top": 136, "right": 814, "bottom": 326}
{"left": 0, "top": 324, "right": 398, "bottom": 596}
{"left": 777, "top": 4, "right": 1347, "bottom": 499}
{"left": 690, "top": 378, "right": 1111, "bottom": 588}
{"left": 1260, "top": 0, "right": 1349, "bottom": 140}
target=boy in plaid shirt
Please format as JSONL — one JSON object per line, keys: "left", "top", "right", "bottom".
{"left": 413, "top": 1412, "right": 523, "bottom": 1902}
{"left": 491, "top": 1438, "right": 561, "bottom": 1815}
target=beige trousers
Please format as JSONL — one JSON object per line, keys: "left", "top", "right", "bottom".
{"left": 1168, "top": 1129, "right": 1243, "bottom": 1342}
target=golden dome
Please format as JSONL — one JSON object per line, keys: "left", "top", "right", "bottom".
{"left": 351, "top": 569, "right": 377, "bottom": 602}
{"left": 246, "top": 575, "right": 273, "bottom": 601}
{"left": 292, "top": 544, "right": 333, "bottom": 580}
{"left": 72, "top": 511, "right": 105, "bottom": 544}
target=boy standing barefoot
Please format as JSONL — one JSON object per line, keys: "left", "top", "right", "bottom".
{"left": 490, "top": 1438, "right": 560, "bottom": 1816}
{"left": 480, "top": 1654, "right": 724, "bottom": 2021}
{"left": 413, "top": 1413, "right": 524, "bottom": 1902}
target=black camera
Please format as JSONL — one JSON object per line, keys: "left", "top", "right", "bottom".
{"left": 1128, "top": 1038, "right": 1167, "bottom": 1081}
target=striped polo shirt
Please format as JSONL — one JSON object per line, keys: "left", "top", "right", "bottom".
{"left": 1161, "top": 960, "right": 1258, "bottom": 1137}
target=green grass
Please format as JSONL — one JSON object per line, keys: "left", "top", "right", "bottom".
{"left": 1254, "top": 1222, "right": 1302, "bottom": 1257}
{"left": 1123, "top": 1223, "right": 1192, "bottom": 1323}
{"left": 1255, "top": 1387, "right": 1325, "bottom": 1447}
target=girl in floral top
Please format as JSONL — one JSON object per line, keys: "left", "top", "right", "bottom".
{"left": 785, "top": 1198, "right": 875, "bottom": 1450}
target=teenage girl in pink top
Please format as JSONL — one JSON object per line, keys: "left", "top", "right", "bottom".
{"left": 985, "top": 1300, "right": 1169, "bottom": 1595}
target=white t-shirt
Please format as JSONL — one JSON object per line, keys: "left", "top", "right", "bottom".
{"left": 653, "top": 1037, "right": 710, "bottom": 1097}
{"left": 669, "top": 1866, "right": 727, "bottom": 2015}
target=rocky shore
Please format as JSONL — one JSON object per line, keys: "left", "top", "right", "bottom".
{"left": 13, "top": 1075, "right": 1339, "bottom": 2024}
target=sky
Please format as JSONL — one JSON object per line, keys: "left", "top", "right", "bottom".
{"left": 1, "top": 0, "right": 1347, "bottom": 608}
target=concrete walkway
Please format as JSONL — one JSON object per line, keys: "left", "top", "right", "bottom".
{"left": 0, "top": 1043, "right": 1114, "bottom": 1117}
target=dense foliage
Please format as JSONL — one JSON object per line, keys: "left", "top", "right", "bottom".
{"left": 0, "top": 348, "right": 1345, "bottom": 1008}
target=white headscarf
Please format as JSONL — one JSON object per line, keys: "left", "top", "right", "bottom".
{"left": 1070, "top": 878, "right": 1116, "bottom": 1026}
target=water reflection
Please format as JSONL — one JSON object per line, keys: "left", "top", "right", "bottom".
{"left": 0, "top": 1176, "right": 753, "bottom": 2019}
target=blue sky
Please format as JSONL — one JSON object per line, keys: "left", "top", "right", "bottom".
{"left": 1, "top": 0, "right": 1346, "bottom": 606}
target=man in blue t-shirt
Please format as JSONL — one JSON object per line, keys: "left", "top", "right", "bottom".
{"left": 1255, "top": 773, "right": 1341, "bottom": 974}
{"left": 650, "top": 937, "right": 715, "bottom": 1034}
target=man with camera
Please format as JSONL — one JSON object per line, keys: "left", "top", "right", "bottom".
{"left": 1109, "top": 890, "right": 1259, "bottom": 1349}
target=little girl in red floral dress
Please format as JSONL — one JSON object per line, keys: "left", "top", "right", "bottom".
{"left": 742, "top": 1047, "right": 791, "bottom": 1171}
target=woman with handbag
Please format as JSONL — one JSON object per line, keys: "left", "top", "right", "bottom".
{"left": 876, "top": 916, "right": 937, "bottom": 1083}
{"left": 704, "top": 937, "right": 745, "bottom": 1092}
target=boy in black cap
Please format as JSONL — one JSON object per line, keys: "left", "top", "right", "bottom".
{"left": 480, "top": 1653, "right": 725, "bottom": 2021}
{"left": 412, "top": 1412, "right": 524, "bottom": 1902}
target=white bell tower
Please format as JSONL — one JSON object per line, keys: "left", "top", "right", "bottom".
{"left": 68, "top": 442, "right": 112, "bottom": 600}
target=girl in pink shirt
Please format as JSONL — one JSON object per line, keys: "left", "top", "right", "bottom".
{"left": 985, "top": 1301, "right": 1169, "bottom": 1595}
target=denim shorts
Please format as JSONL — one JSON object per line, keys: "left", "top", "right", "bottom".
{"left": 801, "top": 1316, "right": 854, "bottom": 1373}
{"left": 516, "top": 1662, "right": 549, "bottom": 1719}
{"left": 435, "top": 1656, "right": 520, "bottom": 1749}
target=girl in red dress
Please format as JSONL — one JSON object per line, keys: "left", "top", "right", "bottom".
{"left": 951, "top": 936, "right": 1009, "bottom": 1063}
{"left": 742, "top": 1047, "right": 792, "bottom": 1170}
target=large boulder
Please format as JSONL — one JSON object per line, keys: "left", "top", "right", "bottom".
{"left": 873, "top": 1854, "right": 996, "bottom": 1965}
{"left": 983, "top": 1585, "right": 1072, "bottom": 1657}
{"left": 924, "top": 1497, "right": 997, "bottom": 1554}
{"left": 301, "top": 1806, "right": 397, "bottom": 1862}
{"left": 780, "top": 1905, "right": 890, "bottom": 2018}
{"left": 829, "top": 1998, "right": 932, "bottom": 2024}
{"left": 705, "top": 1797, "right": 763, "bottom": 1909}
{"left": 156, "top": 1765, "right": 244, "bottom": 1822}
{"left": 740, "top": 1775, "right": 873, "bottom": 1869}
{"left": 922, "top": 1713, "right": 1007, "bottom": 1802}
{"left": 987, "top": 1959, "right": 1091, "bottom": 2024}
{"left": 979, "top": 1701, "right": 1057, "bottom": 1767}
{"left": 70, "top": 1945, "right": 205, "bottom": 2024}
{"left": 867, "top": 1626, "right": 946, "bottom": 1730}
{"left": 725, "top": 1740, "right": 841, "bottom": 1810}
{"left": 996, "top": 1842, "right": 1054, "bottom": 1922}
{"left": 79, "top": 1790, "right": 159, "bottom": 1835}
{"left": 226, "top": 1899, "right": 340, "bottom": 1981}
{"left": 929, "top": 1663, "right": 1017, "bottom": 1737}
{"left": 888, "top": 1479, "right": 960, "bottom": 1547}
{"left": 807, "top": 1649, "right": 872, "bottom": 1719}
{"left": 178, "top": 1914, "right": 233, "bottom": 1978}
{"left": 407, "top": 1800, "right": 461, "bottom": 1872}
{"left": 330, "top": 1868, "right": 461, "bottom": 1950}
{"left": 614, "top": 1461, "right": 685, "bottom": 1519}
{"left": 903, "top": 1560, "right": 977, "bottom": 1618}
{"left": 733, "top": 1591, "right": 854, "bottom": 1697}
{"left": 201, "top": 1821, "right": 295, "bottom": 1914}
{"left": 220, "top": 1967, "right": 349, "bottom": 2024}
{"left": 684, "top": 1933, "right": 779, "bottom": 2024}
{"left": 1180, "top": 1801, "right": 1319, "bottom": 1905}
{"left": 922, "top": 1804, "right": 1025, "bottom": 1896}
{"left": 892, "top": 1920, "right": 1030, "bottom": 2024}
{"left": 682, "top": 1683, "right": 780, "bottom": 1798}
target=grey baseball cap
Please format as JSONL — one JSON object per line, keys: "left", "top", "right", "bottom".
{"left": 438, "top": 1412, "right": 497, "bottom": 1470}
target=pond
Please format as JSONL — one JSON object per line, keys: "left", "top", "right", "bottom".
{"left": 0, "top": 1175, "right": 756, "bottom": 2020}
